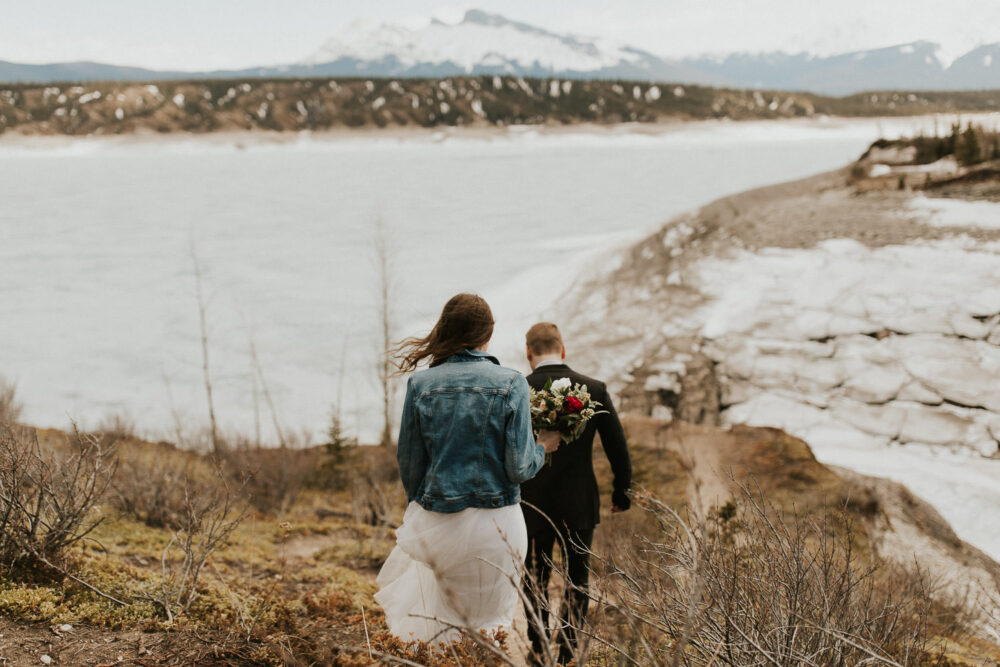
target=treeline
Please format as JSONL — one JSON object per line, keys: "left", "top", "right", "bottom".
{"left": 865, "top": 121, "right": 1000, "bottom": 166}
{"left": 2, "top": 75, "right": 999, "bottom": 136}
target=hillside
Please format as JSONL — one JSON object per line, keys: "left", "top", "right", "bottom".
{"left": 0, "top": 418, "right": 997, "bottom": 665}
{"left": 2, "top": 76, "right": 1000, "bottom": 137}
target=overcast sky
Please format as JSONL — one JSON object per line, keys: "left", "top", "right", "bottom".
{"left": 5, "top": 1, "right": 1000, "bottom": 70}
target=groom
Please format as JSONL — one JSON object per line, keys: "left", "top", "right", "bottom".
{"left": 520, "top": 322, "right": 632, "bottom": 665}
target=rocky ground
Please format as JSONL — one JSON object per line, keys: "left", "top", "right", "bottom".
{"left": 2, "top": 76, "right": 1000, "bottom": 137}
{"left": 552, "top": 160, "right": 1000, "bottom": 564}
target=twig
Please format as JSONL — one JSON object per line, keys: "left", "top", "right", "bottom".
{"left": 362, "top": 604, "right": 372, "bottom": 660}
{"left": 190, "top": 240, "right": 220, "bottom": 454}
{"left": 33, "top": 552, "right": 127, "bottom": 607}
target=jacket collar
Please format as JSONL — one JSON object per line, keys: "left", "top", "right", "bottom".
{"left": 532, "top": 362, "right": 572, "bottom": 372}
{"left": 444, "top": 349, "right": 500, "bottom": 365}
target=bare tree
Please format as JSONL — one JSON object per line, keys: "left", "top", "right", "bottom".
{"left": 246, "top": 324, "right": 286, "bottom": 447}
{"left": 249, "top": 336, "right": 262, "bottom": 447}
{"left": 190, "top": 241, "right": 221, "bottom": 454}
{"left": 161, "top": 365, "right": 189, "bottom": 449}
{"left": 152, "top": 466, "right": 248, "bottom": 621}
{"left": 373, "top": 219, "right": 396, "bottom": 447}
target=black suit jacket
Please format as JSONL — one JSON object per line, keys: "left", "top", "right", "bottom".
{"left": 520, "top": 363, "right": 632, "bottom": 535}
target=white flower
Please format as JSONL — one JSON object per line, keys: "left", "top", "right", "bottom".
{"left": 551, "top": 377, "right": 572, "bottom": 393}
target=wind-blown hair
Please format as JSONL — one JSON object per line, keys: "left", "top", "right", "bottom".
{"left": 394, "top": 293, "right": 495, "bottom": 373}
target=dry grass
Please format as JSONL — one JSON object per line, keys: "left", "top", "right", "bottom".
{"left": 583, "top": 488, "right": 970, "bottom": 666}
{"left": 0, "top": 376, "right": 22, "bottom": 424}
{"left": 219, "top": 443, "right": 320, "bottom": 515}
{"left": 108, "top": 439, "right": 213, "bottom": 529}
{"left": 0, "top": 420, "right": 995, "bottom": 666}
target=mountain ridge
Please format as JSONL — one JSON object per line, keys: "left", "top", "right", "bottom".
{"left": 2, "top": 10, "right": 1000, "bottom": 94}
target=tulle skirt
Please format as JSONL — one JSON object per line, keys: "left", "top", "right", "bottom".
{"left": 374, "top": 501, "right": 528, "bottom": 642}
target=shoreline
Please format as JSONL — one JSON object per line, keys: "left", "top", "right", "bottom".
{"left": 3, "top": 112, "right": 1000, "bottom": 151}
{"left": 550, "top": 160, "right": 1000, "bottom": 561}
{"left": 4, "top": 119, "right": 993, "bottom": 449}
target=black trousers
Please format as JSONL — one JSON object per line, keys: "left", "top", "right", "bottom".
{"left": 523, "top": 522, "right": 595, "bottom": 665}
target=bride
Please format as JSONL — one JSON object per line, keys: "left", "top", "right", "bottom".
{"left": 374, "top": 293, "right": 560, "bottom": 642}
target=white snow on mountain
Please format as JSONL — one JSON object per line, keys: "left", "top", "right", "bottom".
{"left": 290, "top": 8, "right": 1000, "bottom": 94}
{"left": 302, "top": 9, "right": 644, "bottom": 73}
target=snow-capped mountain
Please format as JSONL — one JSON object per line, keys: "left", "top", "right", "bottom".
{"left": 682, "top": 42, "right": 959, "bottom": 96}
{"left": 2, "top": 9, "right": 1000, "bottom": 94}
{"left": 304, "top": 10, "right": 637, "bottom": 72}
{"left": 299, "top": 9, "right": 701, "bottom": 82}
{"left": 947, "top": 43, "right": 1000, "bottom": 90}
{"left": 297, "top": 11, "right": 999, "bottom": 93}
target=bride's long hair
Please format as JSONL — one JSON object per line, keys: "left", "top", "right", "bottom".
{"left": 394, "top": 293, "right": 495, "bottom": 372}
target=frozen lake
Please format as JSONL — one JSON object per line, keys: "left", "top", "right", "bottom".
{"left": 0, "top": 116, "right": 977, "bottom": 444}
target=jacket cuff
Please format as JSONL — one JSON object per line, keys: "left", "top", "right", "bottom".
{"left": 612, "top": 488, "right": 631, "bottom": 510}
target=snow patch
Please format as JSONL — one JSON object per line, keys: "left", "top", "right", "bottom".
{"left": 908, "top": 196, "right": 1000, "bottom": 229}
{"left": 302, "top": 13, "right": 641, "bottom": 73}
{"left": 685, "top": 237, "right": 1000, "bottom": 558}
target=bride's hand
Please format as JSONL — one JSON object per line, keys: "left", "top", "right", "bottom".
{"left": 538, "top": 430, "right": 561, "bottom": 454}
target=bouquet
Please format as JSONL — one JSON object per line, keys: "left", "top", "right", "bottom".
{"left": 529, "top": 377, "right": 607, "bottom": 452}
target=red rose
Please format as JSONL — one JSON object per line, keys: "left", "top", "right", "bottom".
{"left": 564, "top": 396, "right": 584, "bottom": 413}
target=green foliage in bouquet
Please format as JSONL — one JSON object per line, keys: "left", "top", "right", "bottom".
{"left": 529, "top": 377, "right": 607, "bottom": 448}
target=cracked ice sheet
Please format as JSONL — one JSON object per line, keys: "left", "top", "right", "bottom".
{"left": 724, "top": 394, "right": 1000, "bottom": 560}
{"left": 699, "top": 239, "right": 1000, "bottom": 561}
{"left": 695, "top": 239, "right": 1000, "bottom": 340}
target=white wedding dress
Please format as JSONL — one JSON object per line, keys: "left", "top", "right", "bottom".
{"left": 375, "top": 501, "right": 528, "bottom": 642}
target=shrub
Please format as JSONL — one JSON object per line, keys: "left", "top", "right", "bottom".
{"left": 94, "top": 412, "right": 137, "bottom": 445}
{"left": 309, "top": 411, "right": 358, "bottom": 490}
{"left": 0, "top": 376, "right": 22, "bottom": 424}
{"left": 151, "top": 466, "right": 249, "bottom": 621}
{"left": 0, "top": 424, "right": 116, "bottom": 575}
{"left": 349, "top": 446, "right": 403, "bottom": 528}
{"left": 108, "top": 442, "right": 214, "bottom": 529}
{"left": 584, "top": 487, "right": 968, "bottom": 666}
{"left": 220, "top": 443, "right": 320, "bottom": 515}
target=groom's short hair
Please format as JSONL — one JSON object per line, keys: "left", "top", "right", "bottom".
{"left": 526, "top": 322, "right": 563, "bottom": 355}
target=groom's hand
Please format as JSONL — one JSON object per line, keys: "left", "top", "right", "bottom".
{"left": 611, "top": 504, "right": 625, "bottom": 514}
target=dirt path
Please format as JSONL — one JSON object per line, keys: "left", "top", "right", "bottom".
{"left": 623, "top": 418, "right": 738, "bottom": 517}
{"left": 282, "top": 532, "right": 335, "bottom": 561}
{"left": 0, "top": 619, "right": 259, "bottom": 666}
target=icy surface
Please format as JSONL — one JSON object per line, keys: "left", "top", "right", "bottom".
{"left": 908, "top": 195, "right": 1000, "bottom": 229}
{"left": 694, "top": 239, "right": 1000, "bottom": 559}
{"left": 3, "top": 116, "right": 1000, "bottom": 564}
{"left": 2, "top": 116, "right": 962, "bottom": 446}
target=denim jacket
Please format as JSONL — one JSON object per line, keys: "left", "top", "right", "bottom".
{"left": 397, "top": 349, "right": 545, "bottom": 513}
